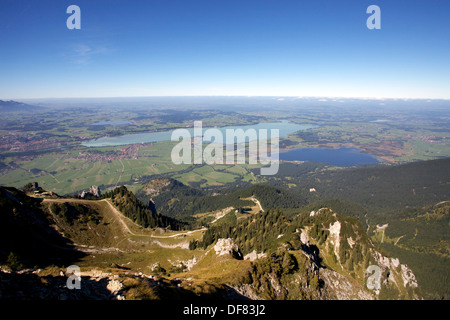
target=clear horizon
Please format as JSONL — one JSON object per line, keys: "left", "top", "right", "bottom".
{"left": 12, "top": 95, "right": 450, "bottom": 102}
{"left": 1, "top": 0, "right": 450, "bottom": 100}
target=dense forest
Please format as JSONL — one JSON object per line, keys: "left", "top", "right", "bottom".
{"left": 135, "top": 178, "right": 252, "bottom": 217}
{"left": 258, "top": 158, "right": 450, "bottom": 214}
{"left": 190, "top": 209, "right": 292, "bottom": 254}
{"left": 372, "top": 202, "right": 450, "bottom": 299}
{"left": 136, "top": 178, "right": 304, "bottom": 218}
{"left": 245, "top": 247, "right": 324, "bottom": 299}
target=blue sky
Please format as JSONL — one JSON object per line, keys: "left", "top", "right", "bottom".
{"left": 0, "top": 0, "right": 449, "bottom": 99}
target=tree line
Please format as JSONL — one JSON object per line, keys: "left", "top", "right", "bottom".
{"left": 103, "top": 186, "right": 188, "bottom": 230}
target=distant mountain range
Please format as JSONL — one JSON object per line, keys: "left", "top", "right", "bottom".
{"left": 0, "top": 100, "right": 41, "bottom": 112}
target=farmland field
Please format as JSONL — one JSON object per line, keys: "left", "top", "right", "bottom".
{"left": 1, "top": 100, "right": 450, "bottom": 196}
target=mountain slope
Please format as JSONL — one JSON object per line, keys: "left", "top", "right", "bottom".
{"left": 136, "top": 178, "right": 253, "bottom": 217}
{"left": 0, "top": 100, "right": 41, "bottom": 113}
{"left": 0, "top": 187, "right": 85, "bottom": 268}
{"left": 136, "top": 178, "right": 303, "bottom": 218}
{"left": 104, "top": 185, "right": 187, "bottom": 230}
{"left": 371, "top": 201, "right": 450, "bottom": 299}
{"left": 265, "top": 157, "right": 450, "bottom": 214}
{"left": 0, "top": 185, "right": 427, "bottom": 300}
{"left": 188, "top": 206, "right": 421, "bottom": 300}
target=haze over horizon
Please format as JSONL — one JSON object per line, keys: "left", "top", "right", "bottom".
{"left": 14, "top": 96, "right": 450, "bottom": 102}
{"left": 1, "top": 0, "right": 449, "bottom": 100}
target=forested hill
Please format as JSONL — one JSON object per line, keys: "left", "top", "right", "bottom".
{"left": 189, "top": 207, "right": 421, "bottom": 300}
{"left": 103, "top": 185, "right": 188, "bottom": 230}
{"left": 265, "top": 157, "right": 450, "bottom": 214}
{"left": 0, "top": 100, "right": 41, "bottom": 112}
{"left": 136, "top": 178, "right": 252, "bottom": 217}
{"left": 136, "top": 178, "right": 303, "bottom": 218}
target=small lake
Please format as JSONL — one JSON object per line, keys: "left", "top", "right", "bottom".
{"left": 279, "top": 147, "right": 379, "bottom": 166}
{"left": 91, "top": 121, "right": 132, "bottom": 126}
{"left": 82, "top": 120, "right": 317, "bottom": 147}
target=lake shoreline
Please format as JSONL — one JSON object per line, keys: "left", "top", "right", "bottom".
{"left": 81, "top": 120, "right": 317, "bottom": 148}
{"left": 279, "top": 146, "right": 380, "bottom": 166}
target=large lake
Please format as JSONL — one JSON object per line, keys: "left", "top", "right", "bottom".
{"left": 82, "top": 120, "right": 316, "bottom": 147}
{"left": 279, "top": 147, "right": 379, "bottom": 166}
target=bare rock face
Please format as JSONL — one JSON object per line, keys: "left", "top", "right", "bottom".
{"left": 142, "top": 178, "right": 172, "bottom": 197}
{"left": 300, "top": 229, "right": 309, "bottom": 244}
{"left": 0, "top": 268, "right": 125, "bottom": 300}
{"left": 320, "top": 268, "right": 374, "bottom": 300}
{"left": 368, "top": 251, "right": 419, "bottom": 298}
{"left": 328, "top": 220, "right": 341, "bottom": 259}
{"left": 400, "top": 264, "right": 419, "bottom": 289}
{"left": 300, "top": 207, "right": 422, "bottom": 300}
{"left": 243, "top": 250, "right": 266, "bottom": 261}
{"left": 80, "top": 185, "right": 101, "bottom": 198}
{"left": 107, "top": 279, "right": 123, "bottom": 294}
{"left": 214, "top": 238, "right": 242, "bottom": 259}
{"left": 90, "top": 185, "right": 100, "bottom": 198}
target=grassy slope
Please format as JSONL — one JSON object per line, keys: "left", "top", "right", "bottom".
{"left": 41, "top": 198, "right": 206, "bottom": 273}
